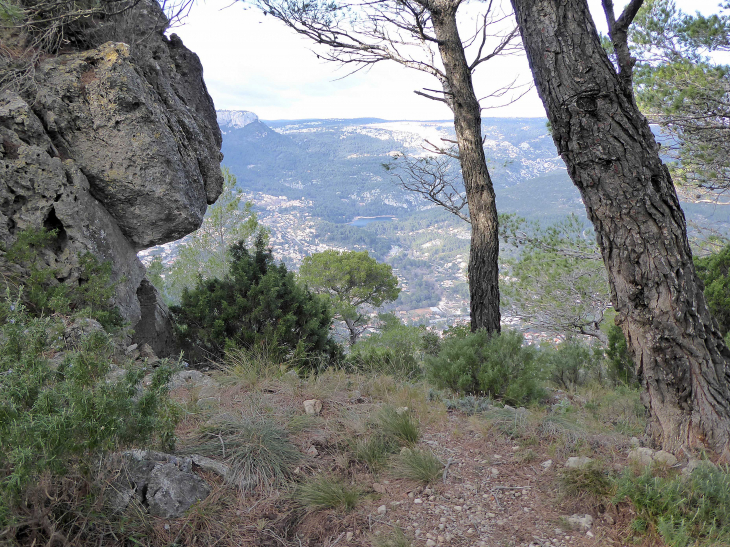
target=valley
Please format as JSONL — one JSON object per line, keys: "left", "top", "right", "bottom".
{"left": 145, "top": 111, "right": 730, "bottom": 333}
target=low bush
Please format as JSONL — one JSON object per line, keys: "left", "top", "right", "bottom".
{"left": 544, "top": 338, "right": 604, "bottom": 389}
{"left": 184, "top": 416, "right": 300, "bottom": 492}
{"left": 0, "top": 296, "right": 178, "bottom": 530}
{"left": 390, "top": 448, "right": 443, "bottom": 484}
{"left": 614, "top": 464, "right": 730, "bottom": 546}
{"left": 347, "top": 315, "right": 425, "bottom": 379}
{"left": 559, "top": 461, "right": 613, "bottom": 500}
{"left": 295, "top": 476, "right": 361, "bottom": 512}
{"left": 425, "top": 330, "right": 546, "bottom": 405}
{"left": 2, "top": 227, "right": 124, "bottom": 330}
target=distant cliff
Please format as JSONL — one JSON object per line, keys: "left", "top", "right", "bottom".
{"left": 0, "top": 0, "right": 223, "bottom": 355}
{"left": 218, "top": 110, "right": 259, "bottom": 129}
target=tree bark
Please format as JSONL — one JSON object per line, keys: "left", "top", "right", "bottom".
{"left": 429, "top": 2, "right": 501, "bottom": 334}
{"left": 511, "top": 0, "right": 730, "bottom": 454}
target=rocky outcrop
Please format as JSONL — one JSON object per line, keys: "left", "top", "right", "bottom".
{"left": 0, "top": 0, "right": 223, "bottom": 355}
{"left": 105, "top": 450, "right": 213, "bottom": 518}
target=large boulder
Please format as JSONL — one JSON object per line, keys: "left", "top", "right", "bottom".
{"left": 0, "top": 0, "right": 223, "bottom": 355}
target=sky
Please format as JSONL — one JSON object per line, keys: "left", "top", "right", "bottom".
{"left": 171, "top": 0, "right": 727, "bottom": 121}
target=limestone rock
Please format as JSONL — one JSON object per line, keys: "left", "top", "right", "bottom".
{"left": 566, "top": 514, "right": 593, "bottom": 531}
{"left": 169, "top": 369, "right": 221, "bottom": 402}
{"left": 565, "top": 456, "right": 592, "bottom": 469}
{"left": 147, "top": 462, "right": 210, "bottom": 518}
{"left": 303, "top": 399, "right": 323, "bottom": 416}
{"left": 104, "top": 450, "right": 210, "bottom": 518}
{"left": 628, "top": 447, "right": 678, "bottom": 467}
{"left": 0, "top": 0, "right": 222, "bottom": 356}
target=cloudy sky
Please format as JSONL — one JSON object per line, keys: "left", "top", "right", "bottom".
{"left": 171, "top": 0, "right": 726, "bottom": 121}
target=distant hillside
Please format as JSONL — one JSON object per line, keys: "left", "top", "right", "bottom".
{"left": 218, "top": 113, "right": 730, "bottom": 231}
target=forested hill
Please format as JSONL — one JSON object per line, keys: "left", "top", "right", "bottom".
{"left": 218, "top": 112, "right": 730, "bottom": 229}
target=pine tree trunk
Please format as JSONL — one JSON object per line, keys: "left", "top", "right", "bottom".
{"left": 430, "top": 5, "right": 501, "bottom": 334}
{"left": 511, "top": 0, "right": 730, "bottom": 454}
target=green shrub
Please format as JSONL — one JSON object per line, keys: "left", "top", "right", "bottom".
{"left": 184, "top": 416, "right": 300, "bottom": 492}
{"left": 0, "top": 296, "right": 178, "bottom": 528}
{"left": 606, "top": 324, "right": 638, "bottom": 386}
{"left": 171, "top": 236, "right": 339, "bottom": 367}
{"left": 390, "top": 448, "right": 443, "bottom": 484}
{"left": 296, "top": 476, "right": 361, "bottom": 512}
{"left": 1, "top": 227, "right": 124, "bottom": 330}
{"left": 377, "top": 406, "right": 420, "bottom": 446}
{"left": 544, "top": 338, "right": 604, "bottom": 389}
{"left": 347, "top": 316, "right": 425, "bottom": 379}
{"left": 695, "top": 244, "right": 730, "bottom": 337}
{"left": 425, "top": 330, "right": 546, "bottom": 405}
{"left": 614, "top": 464, "right": 730, "bottom": 546}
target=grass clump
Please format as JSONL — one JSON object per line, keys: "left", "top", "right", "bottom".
{"left": 352, "top": 435, "right": 398, "bottom": 470}
{"left": 390, "top": 448, "right": 443, "bottom": 484}
{"left": 185, "top": 416, "right": 300, "bottom": 492}
{"left": 614, "top": 464, "right": 730, "bottom": 546}
{"left": 559, "top": 461, "right": 613, "bottom": 501}
{"left": 372, "top": 527, "right": 412, "bottom": 547}
{"left": 425, "top": 330, "right": 546, "bottom": 405}
{"left": 377, "top": 406, "right": 420, "bottom": 446}
{"left": 295, "top": 476, "right": 361, "bottom": 512}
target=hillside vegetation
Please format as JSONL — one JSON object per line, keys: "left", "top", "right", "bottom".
{"left": 4, "top": 226, "right": 730, "bottom": 547}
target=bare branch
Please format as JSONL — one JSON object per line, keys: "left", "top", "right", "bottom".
{"left": 387, "top": 152, "right": 470, "bottom": 223}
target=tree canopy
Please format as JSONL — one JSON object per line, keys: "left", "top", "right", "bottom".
{"left": 299, "top": 250, "right": 400, "bottom": 345}
{"left": 630, "top": 0, "right": 730, "bottom": 198}
{"left": 151, "top": 169, "right": 267, "bottom": 305}
{"left": 249, "top": 0, "right": 526, "bottom": 334}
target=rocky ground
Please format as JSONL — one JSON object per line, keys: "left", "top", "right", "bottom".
{"left": 113, "top": 362, "right": 680, "bottom": 547}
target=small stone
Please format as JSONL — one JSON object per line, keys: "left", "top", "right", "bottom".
{"left": 485, "top": 512, "right": 496, "bottom": 518}
{"left": 541, "top": 459, "right": 553, "bottom": 469}
{"left": 378, "top": 504, "right": 387, "bottom": 515}
{"left": 653, "top": 450, "right": 678, "bottom": 466}
{"left": 490, "top": 467, "right": 499, "bottom": 476}
{"left": 303, "top": 399, "right": 323, "bottom": 415}
{"left": 586, "top": 531, "right": 594, "bottom": 538}
{"left": 453, "top": 505, "right": 462, "bottom": 511}
{"left": 396, "top": 406, "right": 409, "bottom": 414}
{"left": 414, "top": 498, "right": 423, "bottom": 504}
{"left": 565, "top": 456, "right": 592, "bottom": 469}
{"left": 630, "top": 436, "right": 641, "bottom": 447}
{"left": 426, "top": 540, "right": 436, "bottom": 547}
{"left": 605, "top": 515, "right": 615, "bottom": 525}
{"left": 306, "top": 445, "right": 318, "bottom": 456}
{"left": 566, "top": 514, "right": 593, "bottom": 531}
{"left": 373, "top": 482, "right": 387, "bottom": 493}
{"left": 346, "top": 532, "right": 354, "bottom": 542}
{"left": 628, "top": 447, "right": 655, "bottom": 466}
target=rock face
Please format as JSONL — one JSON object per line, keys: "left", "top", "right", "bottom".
{"left": 0, "top": 0, "right": 223, "bottom": 355}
